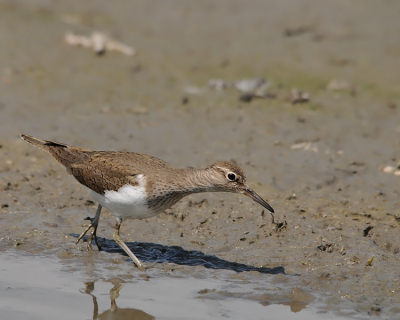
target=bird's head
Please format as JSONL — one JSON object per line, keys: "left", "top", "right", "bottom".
{"left": 208, "top": 161, "right": 274, "bottom": 213}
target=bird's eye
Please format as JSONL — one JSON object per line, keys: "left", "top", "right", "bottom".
{"left": 227, "top": 173, "right": 236, "bottom": 181}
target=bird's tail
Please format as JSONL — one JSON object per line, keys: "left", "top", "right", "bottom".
{"left": 20, "top": 133, "right": 85, "bottom": 170}
{"left": 20, "top": 133, "right": 69, "bottom": 152}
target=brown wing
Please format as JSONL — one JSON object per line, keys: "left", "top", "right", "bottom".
{"left": 21, "top": 134, "right": 171, "bottom": 194}
{"left": 68, "top": 151, "right": 173, "bottom": 194}
{"left": 67, "top": 152, "right": 139, "bottom": 194}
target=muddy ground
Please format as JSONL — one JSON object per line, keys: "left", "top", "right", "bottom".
{"left": 1, "top": 1, "right": 400, "bottom": 318}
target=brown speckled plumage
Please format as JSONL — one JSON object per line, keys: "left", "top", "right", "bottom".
{"left": 21, "top": 134, "right": 172, "bottom": 195}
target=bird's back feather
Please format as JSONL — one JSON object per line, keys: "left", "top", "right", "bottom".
{"left": 21, "top": 134, "right": 170, "bottom": 194}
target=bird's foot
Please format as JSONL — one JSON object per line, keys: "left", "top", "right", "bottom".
{"left": 76, "top": 216, "right": 101, "bottom": 251}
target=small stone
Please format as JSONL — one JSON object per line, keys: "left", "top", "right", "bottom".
{"left": 363, "top": 225, "right": 374, "bottom": 237}
{"left": 239, "top": 93, "right": 255, "bottom": 102}
{"left": 84, "top": 200, "right": 95, "bottom": 206}
{"left": 369, "top": 306, "right": 381, "bottom": 315}
{"left": 288, "top": 88, "right": 310, "bottom": 104}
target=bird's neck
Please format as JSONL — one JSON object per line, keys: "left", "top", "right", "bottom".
{"left": 173, "top": 167, "right": 219, "bottom": 194}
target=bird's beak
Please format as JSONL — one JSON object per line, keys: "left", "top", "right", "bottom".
{"left": 243, "top": 188, "right": 274, "bottom": 213}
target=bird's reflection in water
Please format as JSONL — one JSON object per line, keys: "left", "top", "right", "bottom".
{"left": 80, "top": 282, "right": 155, "bottom": 320}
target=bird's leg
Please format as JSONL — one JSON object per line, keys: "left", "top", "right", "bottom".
{"left": 113, "top": 218, "right": 145, "bottom": 270}
{"left": 109, "top": 284, "right": 123, "bottom": 312}
{"left": 76, "top": 204, "right": 102, "bottom": 251}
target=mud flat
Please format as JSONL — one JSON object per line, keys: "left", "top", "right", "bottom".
{"left": 1, "top": 1, "right": 400, "bottom": 318}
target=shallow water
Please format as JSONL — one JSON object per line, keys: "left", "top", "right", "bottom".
{"left": 0, "top": 251, "right": 349, "bottom": 320}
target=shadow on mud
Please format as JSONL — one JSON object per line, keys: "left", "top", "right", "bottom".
{"left": 72, "top": 234, "right": 285, "bottom": 275}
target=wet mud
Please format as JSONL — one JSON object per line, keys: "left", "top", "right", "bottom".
{"left": 1, "top": 1, "right": 400, "bottom": 319}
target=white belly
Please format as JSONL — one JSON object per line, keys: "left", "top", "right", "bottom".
{"left": 85, "top": 175, "right": 157, "bottom": 220}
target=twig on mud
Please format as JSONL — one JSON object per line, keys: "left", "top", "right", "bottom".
{"left": 65, "top": 32, "right": 136, "bottom": 56}
{"left": 366, "top": 256, "right": 374, "bottom": 266}
{"left": 386, "top": 213, "right": 400, "bottom": 222}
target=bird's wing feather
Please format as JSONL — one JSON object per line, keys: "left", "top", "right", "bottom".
{"left": 68, "top": 151, "right": 170, "bottom": 194}
{"left": 21, "top": 134, "right": 172, "bottom": 194}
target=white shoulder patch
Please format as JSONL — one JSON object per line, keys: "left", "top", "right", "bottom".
{"left": 86, "top": 174, "right": 155, "bottom": 220}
